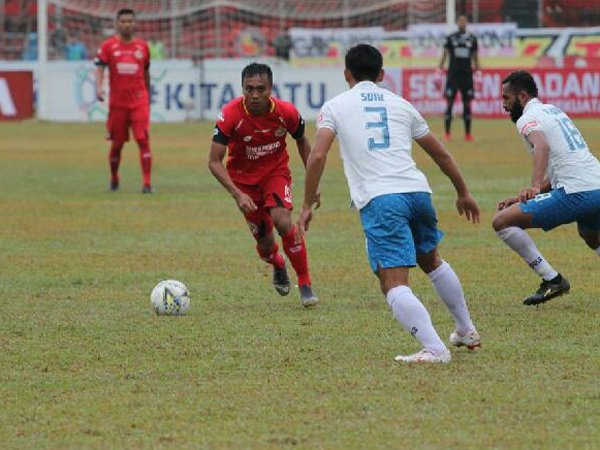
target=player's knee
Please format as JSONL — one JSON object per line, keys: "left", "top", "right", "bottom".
{"left": 578, "top": 227, "right": 600, "bottom": 249}
{"left": 492, "top": 213, "right": 508, "bottom": 232}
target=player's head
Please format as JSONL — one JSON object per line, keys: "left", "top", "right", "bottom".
{"left": 344, "top": 44, "right": 384, "bottom": 85}
{"left": 116, "top": 8, "right": 136, "bottom": 39}
{"left": 457, "top": 15, "right": 468, "bottom": 32}
{"left": 501, "top": 70, "right": 538, "bottom": 123}
{"left": 241, "top": 63, "right": 273, "bottom": 116}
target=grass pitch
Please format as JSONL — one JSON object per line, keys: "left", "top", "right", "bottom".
{"left": 0, "top": 119, "right": 598, "bottom": 449}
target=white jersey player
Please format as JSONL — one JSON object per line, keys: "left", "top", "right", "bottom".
{"left": 494, "top": 70, "right": 600, "bottom": 305}
{"left": 296, "top": 44, "right": 481, "bottom": 364}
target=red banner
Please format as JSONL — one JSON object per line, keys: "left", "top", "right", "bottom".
{"left": 402, "top": 68, "right": 600, "bottom": 118}
{"left": 0, "top": 71, "right": 34, "bottom": 121}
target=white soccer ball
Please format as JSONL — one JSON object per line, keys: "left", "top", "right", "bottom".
{"left": 150, "top": 279, "right": 190, "bottom": 316}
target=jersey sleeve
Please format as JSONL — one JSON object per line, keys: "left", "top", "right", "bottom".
{"left": 444, "top": 35, "right": 451, "bottom": 51}
{"left": 212, "top": 107, "right": 234, "bottom": 144}
{"left": 94, "top": 40, "right": 109, "bottom": 66}
{"left": 408, "top": 102, "right": 430, "bottom": 139}
{"left": 316, "top": 101, "right": 337, "bottom": 134}
{"left": 517, "top": 115, "right": 542, "bottom": 137}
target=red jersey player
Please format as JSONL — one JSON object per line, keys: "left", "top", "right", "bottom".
{"left": 209, "top": 63, "right": 320, "bottom": 307}
{"left": 95, "top": 8, "right": 153, "bottom": 194}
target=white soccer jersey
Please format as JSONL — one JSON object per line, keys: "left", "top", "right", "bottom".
{"left": 516, "top": 98, "right": 600, "bottom": 193}
{"left": 316, "top": 81, "right": 431, "bottom": 210}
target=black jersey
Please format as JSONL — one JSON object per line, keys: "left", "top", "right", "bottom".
{"left": 444, "top": 31, "right": 478, "bottom": 75}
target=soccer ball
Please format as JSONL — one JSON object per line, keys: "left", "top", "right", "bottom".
{"left": 150, "top": 280, "right": 190, "bottom": 316}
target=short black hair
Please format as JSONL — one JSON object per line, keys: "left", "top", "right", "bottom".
{"left": 241, "top": 63, "right": 273, "bottom": 85}
{"left": 502, "top": 70, "right": 538, "bottom": 97}
{"left": 345, "top": 44, "right": 383, "bottom": 83}
{"left": 117, "top": 8, "right": 135, "bottom": 19}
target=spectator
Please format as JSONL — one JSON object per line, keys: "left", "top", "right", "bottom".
{"left": 65, "top": 32, "right": 88, "bottom": 61}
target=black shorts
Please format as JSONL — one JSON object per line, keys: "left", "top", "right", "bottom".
{"left": 445, "top": 73, "right": 474, "bottom": 101}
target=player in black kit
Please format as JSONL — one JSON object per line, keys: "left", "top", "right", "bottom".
{"left": 438, "top": 15, "right": 480, "bottom": 141}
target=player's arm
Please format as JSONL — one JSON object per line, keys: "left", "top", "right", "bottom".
{"left": 472, "top": 49, "right": 481, "bottom": 72}
{"left": 291, "top": 115, "right": 320, "bottom": 208}
{"left": 95, "top": 65, "right": 106, "bottom": 102}
{"left": 438, "top": 48, "right": 448, "bottom": 71}
{"left": 144, "top": 67, "right": 151, "bottom": 94}
{"left": 519, "top": 130, "right": 551, "bottom": 201}
{"left": 415, "top": 132, "right": 480, "bottom": 223}
{"left": 208, "top": 129, "right": 257, "bottom": 214}
{"left": 296, "top": 127, "right": 336, "bottom": 235}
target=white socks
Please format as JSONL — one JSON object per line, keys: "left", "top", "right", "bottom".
{"left": 427, "top": 261, "right": 475, "bottom": 334}
{"left": 386, "top": 285, "right": 447, "bottom": 354}
{"left": 496, "top": 226, "right": 558, "bottom": 281}
{"left": 595, "top": 246, "right": 600, "bottom": 256}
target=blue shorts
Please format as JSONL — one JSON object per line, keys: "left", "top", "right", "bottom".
{"left": 359, "top": 193, "right": 444, "bottom": 272}
{"left": 520, "top": 187, "right": 600, "bottom": 232}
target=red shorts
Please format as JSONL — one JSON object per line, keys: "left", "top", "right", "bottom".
{"left": 236, "top": 172, "right": 293, "bottom": 238}
{"left": 106, "top": 104, "right": 149, "bottom": 143}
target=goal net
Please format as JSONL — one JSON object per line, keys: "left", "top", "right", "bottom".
{"left": 40, "top": 0, "right": 453, "bottom": 62}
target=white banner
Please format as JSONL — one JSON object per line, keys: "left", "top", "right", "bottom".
{"left": 406, "top": 22, "right": 518, "bottom": 58}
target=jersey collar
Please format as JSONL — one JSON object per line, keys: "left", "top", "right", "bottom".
{"left": 524, "top": 97, "right": 541, "bottom": 113}
{"left": 242, "top": 97, "right": 276, "bottom": 115}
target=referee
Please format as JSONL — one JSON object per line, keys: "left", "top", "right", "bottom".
{"left": 438, "top": 15, "right": 480, "bottom": 142}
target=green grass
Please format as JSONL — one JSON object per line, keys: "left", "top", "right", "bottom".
{"left": 0, "top": 119, "right": 598, "bottom": 449}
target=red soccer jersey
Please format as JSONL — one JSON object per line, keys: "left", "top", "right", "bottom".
{"left": 95, "top": 36, "right": 150, "bottom": 108}
{"left": 215, "top": 97, "right": 304, "bottom": 185}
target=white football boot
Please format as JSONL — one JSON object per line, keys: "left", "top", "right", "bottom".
{"left": 449, "top": 329, "right": 481, "bottom": 350}
{"left": 394, "top": 349, "right": 451, "bottom": 363}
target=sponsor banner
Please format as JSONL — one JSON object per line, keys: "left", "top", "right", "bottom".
{"left": 290, "top": 27, "right": 386, "bottom": 66}
{"left": 291, "top": 25, "right": 600, "bottom": 69}
{"left": 32, "top": 60, "right": 346, "bottom": 122}
{"left": 399, "top": 67, "right": 600, "bottom": 118}
{"left": 0, "top": 71, "right": 34, "bottom": 120}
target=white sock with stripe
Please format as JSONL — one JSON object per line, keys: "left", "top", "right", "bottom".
{"left": 386, "top": 285, "right": 447, "bottom": 354}
{"left": 427, "top": 260, "right": 475, "bottom": 334}
{"left": 496, "top": 226, "right": 558, "bottom": 281}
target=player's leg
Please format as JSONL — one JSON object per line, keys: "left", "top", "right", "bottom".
{"left": 242, "top": 185, "right": 289, "bottom": 296}
{"left": 106, "top": 107, "right": 129, "bottom": 191}
{"left": 576, "top": 193, "right": 600, "bottom": 255}
{"left": 409, "top": 192, "right": 479, "bottom": 348}
{"left": 131, "top": 104, "right": 152, "bottom": 193}
{"left": 266, "top": 174, "right": 317, "bottom": 307}
{"left": 443, "top": 83, "right": 457, "bottom": 139}
{"left": 492, "top": 190, "right": 572, "bottom": 305}
{"left": 360, "top": 194, "right": 449, "bottom": 363}
{"left": 461, "top": 81, "right": 474, "bottom": 141}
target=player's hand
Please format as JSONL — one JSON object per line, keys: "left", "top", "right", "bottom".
{"left": 518, "top": 186, "right": 540, "bottom": 202}
{"left": 313, "top": 188, "right": 321, "bottom": 210}
{"left": 456, "top": 193, "right": 480, "bottom": 224}
{"left": 296, "top": 204, "right": 314, "bottom": 239}
{"left": 496, "top": 196, "right": 519, "bottom": 211}
{"left": 96, "top": 90, "right": 105, "bottom": 102}
{"left": 234, "top": 191, "right": 257, "bottom": 214}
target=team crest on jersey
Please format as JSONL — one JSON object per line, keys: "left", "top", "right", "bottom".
{"left": 134, "top": 49, "right": 144, "bottom": 59}
{"left": 275, "top": 126, "right": 286, "bottom": 137}
{"left": 243, "top": 135, "right": 252, "bottom": 142}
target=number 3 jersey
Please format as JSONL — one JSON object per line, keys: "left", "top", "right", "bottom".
{"left": 316, "top": 81, "right": 432, "bottom": 210}
{"left": 516, "top": 98, "right": 600, "bottom": 193}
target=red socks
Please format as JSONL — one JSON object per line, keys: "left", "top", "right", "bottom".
{"left": 138, "top": 139, "right": 152, "bottom": 187}
{"left": 108, "top": 143, "right": 123, "bottom": 184}
{"left": 281, "top": 226, "right": 311, "bottom": 287}
{"left": 256, "top": 242, "right": 285, "bottom": 269}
